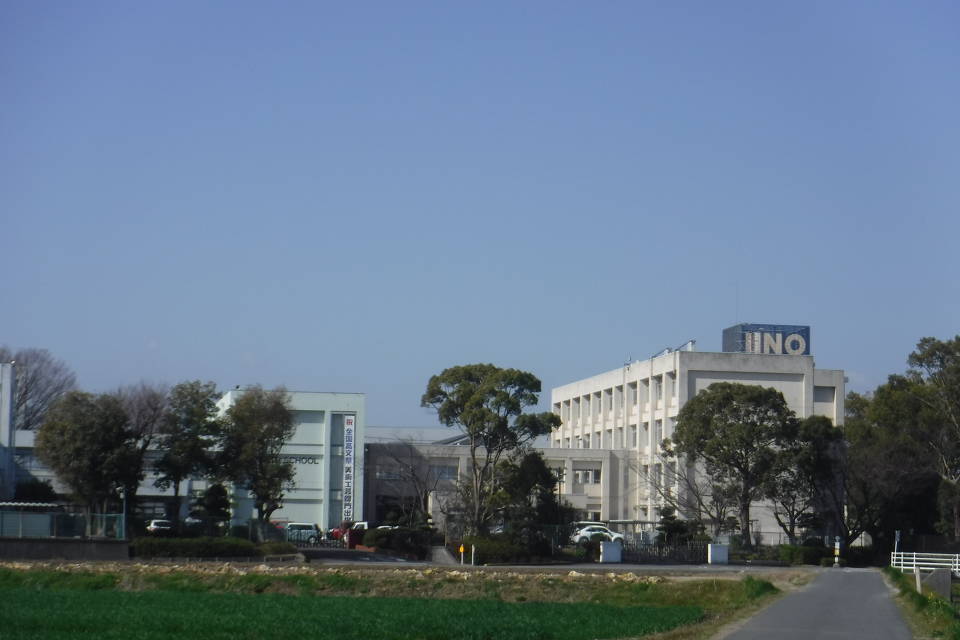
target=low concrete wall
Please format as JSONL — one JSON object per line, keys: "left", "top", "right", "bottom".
{"left": 0, "top": 537, "right": 129, "bottom": 561}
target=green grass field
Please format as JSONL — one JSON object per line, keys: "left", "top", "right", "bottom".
{"left": 0, "top": 564, "right": 783, "bottom": 640}
{"left": 1, "top": 589, "right": 702, "bottom": 640}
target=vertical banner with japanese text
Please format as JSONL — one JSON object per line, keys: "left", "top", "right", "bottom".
{"left": 342, "top": 415, "right": 355, "bottom": 521}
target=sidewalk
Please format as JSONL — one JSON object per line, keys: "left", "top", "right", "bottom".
{"left": 430, "top": 545, "right": 459, "bottom": 565}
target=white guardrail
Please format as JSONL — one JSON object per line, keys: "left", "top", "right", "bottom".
{"left": 890, "top": 552, "right": 960, "bottom": 576}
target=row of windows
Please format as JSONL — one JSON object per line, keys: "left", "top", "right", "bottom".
{"left": 551, "top": 467, "right": 602, "bottom": 485}
{"left": 555, "top": 374, "right": 679, "bottom": 424}
{"left": 553, "top": 420, "right": 672, "bottom": 450}
{"left": 373, "top": 464, "right": 458, "bottom": 482}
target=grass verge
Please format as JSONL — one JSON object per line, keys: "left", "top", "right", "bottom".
{"left": 883, "top": 566, "right": 960, "bottom": 639}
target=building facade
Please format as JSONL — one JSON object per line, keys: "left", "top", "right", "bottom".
{"left": 215, "top": 389, "right": 365, "bottom": 530}
{"left": 547, "top": 340, "right": 844, "bottom": 539}
{"left": 11, "top": 387, "right": 366, "bottom": 533}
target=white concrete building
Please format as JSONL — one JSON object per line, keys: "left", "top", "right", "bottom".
{"left": 215, "top": 389, "right": 365, "bottom": 531}
{"left": 548, "top": 345, "right": 844, "bottom": 540}
{"left": 12, "top": 387, "right": 365, "bottom": 533}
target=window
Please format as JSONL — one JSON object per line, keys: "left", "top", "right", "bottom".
{"left": 593, "top": 469, "right": 602, "bottom": 484}
{"left": 630, "top": 425, "right": 637, "bottom": 447}
{"left": 429, "top": 465, "right": 458, "bottom": 481}
{"left": 375, "top": 465, "right": 401, "bottom": 480}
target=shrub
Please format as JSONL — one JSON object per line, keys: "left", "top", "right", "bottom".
{"left": 844, "top": 545, "right": 875, "bottom": 567}
{"left": 361, "top": 527, "right": 431, "bottom": 559}
{"left": 779, "top": 544, "right": 828, "bottom": 565}
{"left": 131, "top": 536, "right": 259, "bottom": 558}
{"left": 462, "top": 536, "right": 525, "bottom": 564}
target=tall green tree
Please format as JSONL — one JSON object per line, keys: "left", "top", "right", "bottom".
{"left": 764, "top": 415, "right": 844, "bottom": 544}
{"left": 35, "top": 391, "right": 140, "bottom": 517}
{"left": 906, "top": 336, "right": 960, "bottom": 536}
{"left": 835, "top": 386, "right": 940, "bottom": 547}
{"left": 666, "top": 382, "right": 797, "bottom": 547}
{"left": 154, "top": 380, "right": 220, "bottom": 521}
{"left": 217, "top": 386, "right": 295, "bottom": 523}
{"left": 497, "top": 451, "right": 575, "bottom": 527}
{"left": 421, "top": 364, "right": 560, "bottom": 535}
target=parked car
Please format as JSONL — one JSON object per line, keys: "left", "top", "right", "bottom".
{"left": 570, "top": 524, "right": 624, "bottom": 545}
{"left": 285, "top": 522, "right": 321, "bottom": 544}
{"left": 146, "top": 519, "right": 174, "bottom": 535}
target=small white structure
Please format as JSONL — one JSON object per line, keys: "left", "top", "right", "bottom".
{"left": 0, "top": 363, "right": 15, "bottom": 500}
{"left": 708, "top": 544, "right": 729, "bottom": 564}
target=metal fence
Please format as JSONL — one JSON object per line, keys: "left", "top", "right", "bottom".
{"left": 0, "top": 511, "right": 126, "bottom": 540}
{"left": 890, "top": 552, "right": 960, "bottom": 576}
{"left": 622, "top": 542, "right": 708, "bottom": 564}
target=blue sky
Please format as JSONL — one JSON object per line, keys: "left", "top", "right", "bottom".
{"left": 3, "top": 2, "right": 958, "bottom": 430}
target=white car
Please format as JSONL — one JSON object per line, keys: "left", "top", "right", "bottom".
{"left": 146, "top": 519, "right": 173, "bottom": 535}
{"left": 571, "top": 524, "right": 624, "bottom": 545}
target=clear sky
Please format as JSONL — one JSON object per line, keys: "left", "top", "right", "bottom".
{"left": 3, "top": 2, "right": 958, "bottom": 431}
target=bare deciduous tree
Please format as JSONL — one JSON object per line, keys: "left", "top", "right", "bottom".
{"left": 0, "top": 346, "right": 77, "bottom": 431}
{"left": 115, "top": 382, "right": 169, "bottom": 519}
{"left": 631, "top": 453, "right": 737, "bottom": 537}
{"left": 376, "top": 439, "right": 449, "bottom": 526}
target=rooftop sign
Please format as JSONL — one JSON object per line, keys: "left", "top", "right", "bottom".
{"left": 722, "top": 324, "right": 811, "bottom": 356}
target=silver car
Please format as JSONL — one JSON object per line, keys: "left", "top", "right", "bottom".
{"left": 285, "top": 522, "right": 321, "bottom": 544}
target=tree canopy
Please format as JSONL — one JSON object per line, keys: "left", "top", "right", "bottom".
{"left": 154, "top": 380, "right": 220, "bottom": 520}
{"left": 217, "top": 386, "right": 295, "bottom": 523}
{"left": 667, "top": 382, "right": 797, "bottom": 546}
{"left": 421, "top": 363, "right": 560, "bottom": 534}
{"left": 35, "top": 391, "right": 140, "bottom": 515}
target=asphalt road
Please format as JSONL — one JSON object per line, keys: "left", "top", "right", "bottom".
{"left": 724, "top": 568, "right": 912, "bottom": 640}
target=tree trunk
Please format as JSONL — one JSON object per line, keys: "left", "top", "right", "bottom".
{"left": 739, "top": 494, "right": 752, "bottom": 548}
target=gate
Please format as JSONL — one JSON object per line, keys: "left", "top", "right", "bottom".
{"left": 622, "top": 542, "right": 708, "bottom": 564}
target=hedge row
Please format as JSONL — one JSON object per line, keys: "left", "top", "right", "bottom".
{"left": 361, "top": 527, "right": 431, "bottom": 560}
{"left": 131, "top": 537, "right": 296, "bottom": 558}
{"left": 778, "top": 544, "right": 876, "bottom": 566}
{"left": 460, "top": 536, "right": 526, "bottom": 564}
{"left": 778, "top": 544, "right": 829, "bottom": 566}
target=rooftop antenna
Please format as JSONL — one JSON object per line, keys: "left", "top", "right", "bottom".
{"left": 735, "top": 280, "right": 739, "bottom": 324}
